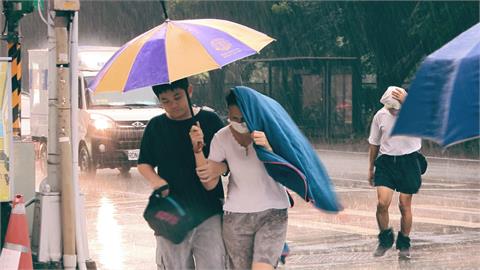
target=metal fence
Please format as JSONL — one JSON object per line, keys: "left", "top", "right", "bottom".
{"left": 191, "top": 57, "right": 364, "bottom": 140}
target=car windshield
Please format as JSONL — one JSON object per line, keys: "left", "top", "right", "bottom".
{"left": 84, "top": 76, "right": 160, "bottom": 109}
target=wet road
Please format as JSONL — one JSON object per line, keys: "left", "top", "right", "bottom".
{"left": 76, "top": 149, "right": 480, "bottom": 269}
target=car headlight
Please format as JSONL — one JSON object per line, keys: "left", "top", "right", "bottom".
{"left": 90, "top": 114, "right": 114, "bottom": 130}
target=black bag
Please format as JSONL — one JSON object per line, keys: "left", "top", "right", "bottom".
{"left": 143, "top": 186, "right": 196, "bottom": 244}
{"left": 416, "top": 152, "right": 428, "bottom": 175}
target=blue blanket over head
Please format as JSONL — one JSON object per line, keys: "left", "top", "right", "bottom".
{"left": 232, "top": 86, "right": 341, "bottom": 212}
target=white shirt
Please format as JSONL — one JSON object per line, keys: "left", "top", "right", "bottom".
{"left": 368, "top": 108, "right": 421, "bottom": 155}
{"left": 208, "top": 126, "right": 290, "bottom": 213}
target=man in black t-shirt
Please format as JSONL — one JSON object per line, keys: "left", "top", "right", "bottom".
{"left": 138, "top": 78, "right": 225, "bottom": 269}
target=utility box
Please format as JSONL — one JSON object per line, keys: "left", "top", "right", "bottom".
{"left": 31, "top": 192, "right": 89, "bottom": 263}
{"left": 12, "top": 141, "right": 35, "bottom": 233}
{"left": 52, "top": 0, "right": 80, "bottom": 11}
{"left": 31, "top": 192, "right": 62, "bottom": 262}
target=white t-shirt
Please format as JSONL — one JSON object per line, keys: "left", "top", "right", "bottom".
{"left": 368, "top": 107, "right": 421, "bottom": 155}
{"left": 208, "top": 126, "right": 290, "bottom": 213}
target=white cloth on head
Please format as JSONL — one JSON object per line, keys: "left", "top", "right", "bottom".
{"left": 380, "top": 86, "right": 406, "bottom": 110}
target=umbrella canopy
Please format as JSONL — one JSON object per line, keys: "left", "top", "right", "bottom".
{"left": 89, "top": 19, "right": 274, "bottom": 93}
{"left": 392, "top": 23, "right": 480, "bottom": 147}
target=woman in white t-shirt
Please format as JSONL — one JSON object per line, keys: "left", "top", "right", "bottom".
{"left": 189, "top": 91, "right": 289, "bottom": 270}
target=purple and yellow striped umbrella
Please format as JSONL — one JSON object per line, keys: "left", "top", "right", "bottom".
{"left": 90, "top": 19, "right": 274, "bottom": 93}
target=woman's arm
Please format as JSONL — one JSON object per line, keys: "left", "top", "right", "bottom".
{"left": 193, "top": 153, "right": 226, "bottom": 190}
{"left": 251, "top": 130, "right": 273, "bottom": 152}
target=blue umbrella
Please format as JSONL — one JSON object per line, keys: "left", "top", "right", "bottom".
{"left": 392, "top": 23, "right": 480, "bottom": 147}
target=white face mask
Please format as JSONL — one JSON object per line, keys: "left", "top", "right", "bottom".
{"left": 230, "top": 121, "right": 249, "bottom": 134}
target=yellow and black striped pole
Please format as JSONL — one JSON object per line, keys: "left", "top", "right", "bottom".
{"left": 8, "top": 42, "right": 21, "bottom": 137}
{"left": 3, "top": 0, "right": 35, "bottom": 138}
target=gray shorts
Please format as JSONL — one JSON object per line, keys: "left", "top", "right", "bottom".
{"left": 222, "top": 208, "right": 288, "bottom": 269}
{"left": 156, "top": 215, "right": 226, "bottom": 270}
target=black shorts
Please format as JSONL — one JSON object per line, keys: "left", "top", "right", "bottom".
{"left": 374, "top": 152, "right": 425, "bottom": 194}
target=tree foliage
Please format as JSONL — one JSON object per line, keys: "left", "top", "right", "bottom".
{"left": 169, "top": 1, "right": 478, "bottom": 91}
{"left": 9, "top": 1, "right": 478, "bottom": 95}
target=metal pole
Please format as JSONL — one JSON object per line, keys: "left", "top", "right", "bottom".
{"left": 4, "top": 3, "right": 23, "bottom": 139}
{"left": 53, "top": 12, "right": 76, "bottom": 270}
{"left": 70, "top": 11, "right": 89, "bottom": 270}
{"left": 47, "top": 6, "right": 60, "bottom": 194}
{"left": 3, "top": 0, "right": 34, "bottom": 138}
{"left": 323, "top": 61, "right": 330, "bottom": 139}
{"left": 268, "top": 63, "right": 272, "bottom": 96}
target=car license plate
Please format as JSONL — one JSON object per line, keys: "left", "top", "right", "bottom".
{"left": 127, "top": 149, "right": 140, "bottom": 160}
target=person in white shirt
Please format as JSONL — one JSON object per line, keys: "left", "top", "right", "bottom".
{"left": 189, "top": 91, "right": 290, "bottom": 270}
{"left": 368, "top": 86, "right": 427, "bottom": 260}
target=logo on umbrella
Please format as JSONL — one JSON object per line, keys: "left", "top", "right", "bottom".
{"left": 210, "top": 38, "right": 232, "bottom": 51}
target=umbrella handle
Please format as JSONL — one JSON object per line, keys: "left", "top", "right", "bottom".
{"left": 161, "top": 1, "right": 169, "bottom": 20}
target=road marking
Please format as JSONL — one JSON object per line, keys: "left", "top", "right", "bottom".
{"left": 288, "top": 219, "right": 378, "bottom": 236}
{"left": 331, "top": 177, "right": 480, "bottom": 191}
{"left": 420, "top": 188, "right": 480, "bottom": 191}
{"left": 335, "top": 187, "right": 370, "bottom": 192}
{"left": 291, "top": 208, "right": 480, "bottom": 229}
{"left": 316, "top": 149, "right": 480, "bottom": 163}
{"left": 335, "top": 186, "right": 480, "bottom": 193}
{"left": 84, "top": 199, "right": 147, "bottom": 208}
{"left": 421, "top": 182, "right": 465, "bottom": 187}
{"left": 343, "top": 209, "right": 480, "bottom": 228}
{"left": 317, "top": 149, "right": 367, "bottom": 155}
{"left": 414, "top": 204, "right": 480, "bottom": 215}
{"left": 331, "top": 176, "right": 477, "bottom": 187}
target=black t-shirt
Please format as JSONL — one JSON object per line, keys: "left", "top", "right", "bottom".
{"left": 138, "top": 110, "right": 224, "bottom": 227}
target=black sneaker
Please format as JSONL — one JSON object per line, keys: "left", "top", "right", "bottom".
{"left": 398, "top": 248, "right": 411, "bottom": 260}
{"left": 373, "top": 228, "right": 394, "bottom": 257}
{"left": 396, "top": 232, "right": 411, "bottom": 260}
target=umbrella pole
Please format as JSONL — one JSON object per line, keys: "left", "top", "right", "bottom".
{"left": 161, "top": 1, "right": 169, "bottom": 20}
{"left": 185, "top": 89, "right": 195, "bottom": 120}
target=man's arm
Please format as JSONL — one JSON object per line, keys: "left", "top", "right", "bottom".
{"left": 368, "top": 144, "right": 380, "bottom": 186}
{"left": 138, "top": 163, "right": 169, "bottom": 197}
{"left": 190, "top": 124, "right": 224, "bottom": 190}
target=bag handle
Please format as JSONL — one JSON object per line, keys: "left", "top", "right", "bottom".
{"left": 153, "top": 184, "right": 170, "bottom": 197}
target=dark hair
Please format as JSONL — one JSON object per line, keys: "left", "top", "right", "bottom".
{"left": 152, "top": 78, "right": 189, "bottom": 97}
{"left": 225, "top": 90, "right": 238, "bottom": 107}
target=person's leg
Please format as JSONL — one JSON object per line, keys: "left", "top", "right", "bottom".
{"left": 394, "top": 152, "right": 422, "bottom": 259}
{"left": 374, "top": 186, "right": 395, "bottom": 257}
{"left": 376, "top": 186, "right": 394, "bottom": 231}
{"left": 398, "top": 193, "right": 413, "bottom": 235}
{"left": 252, "top": 209, "right": 288, "bottom": 270}
{"left": 191, "top": 215, "right": 226, "bottom": 270}
{"left": 397, "top": 193, "right": 413, "bottom": 259}
{"left": 222, "top": 212, "right": 255, "bottom": 270}
{"left": 156, "top": 234, "right": 194, "bottom": 270}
